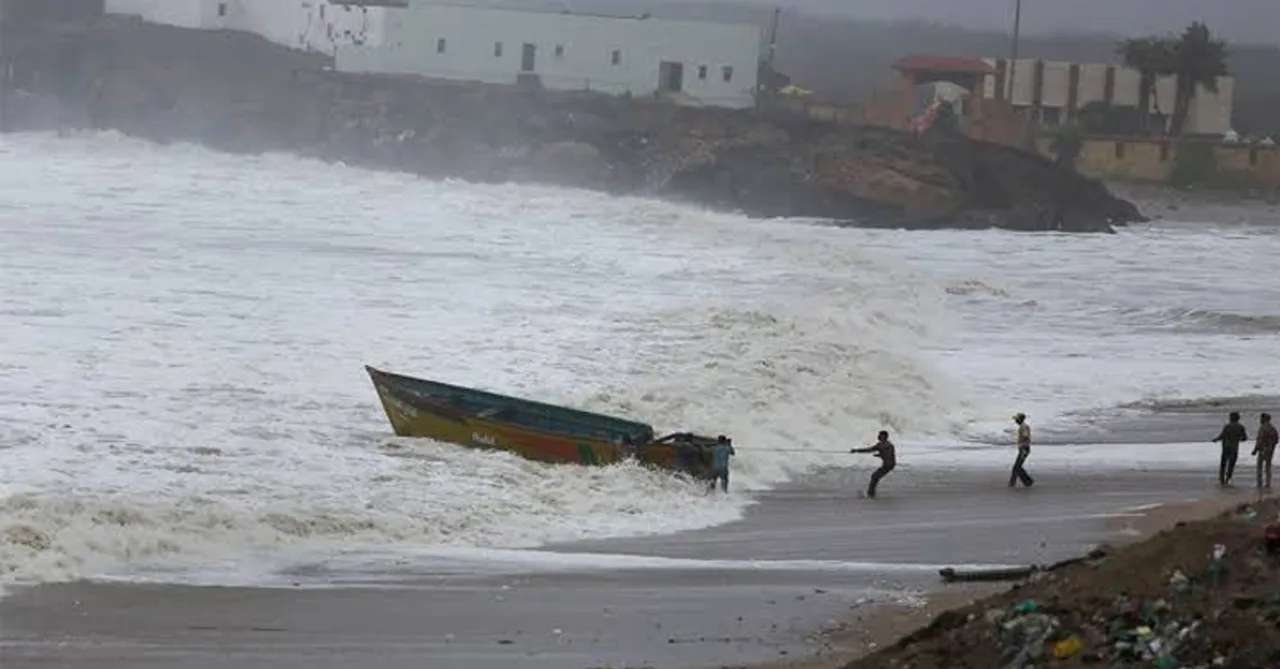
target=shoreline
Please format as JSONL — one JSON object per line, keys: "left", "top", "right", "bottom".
{"left": 728, "top": 485, "right": 1268, "bottom": 669}
{"left": 0, "top": 468, "right": 1247, "bottom": 669}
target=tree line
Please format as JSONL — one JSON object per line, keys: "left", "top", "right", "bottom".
{"left": 1116, "top": 22, "right": 1229, "bottom": 137}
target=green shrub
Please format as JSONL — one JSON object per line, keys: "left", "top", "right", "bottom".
{"left": 1168, "top": 140, "right": 1218, "bottom": 188}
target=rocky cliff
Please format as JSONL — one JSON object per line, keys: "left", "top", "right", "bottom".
{"left": 2, "top": 17, "right": 1144, "bottom": 232}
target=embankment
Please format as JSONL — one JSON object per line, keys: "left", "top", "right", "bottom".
{"left": 2, "top": 17, "right": 1144, "bottom": 232}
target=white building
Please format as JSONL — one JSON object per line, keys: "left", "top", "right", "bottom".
{"left": 334, "top": 2, "right": 764, "bottom": 109}
{"left": 980, "top": 57, "right": 1234, "bottom": 136}
{"left": 105, "top": 0, "right": 385, "bottom": 56}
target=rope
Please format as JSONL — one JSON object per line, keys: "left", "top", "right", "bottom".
{"left": 736, "top": 447, "right": 859, "bottom": 454}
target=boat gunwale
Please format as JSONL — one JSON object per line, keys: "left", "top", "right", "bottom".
{"left": 365, "top": 365, "right": 655, "bottom": 441}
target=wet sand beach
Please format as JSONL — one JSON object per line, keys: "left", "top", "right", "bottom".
{"left": 0, "top": 465, "right": 1254, "bottom": 669}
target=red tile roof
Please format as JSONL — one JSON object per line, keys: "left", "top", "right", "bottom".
{"left": 891, "top": 55, "right": 995, "bottom": 75}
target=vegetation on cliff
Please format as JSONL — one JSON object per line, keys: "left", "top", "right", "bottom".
{"left": 3, "top": 17, "right": 1142, "bottom": 232}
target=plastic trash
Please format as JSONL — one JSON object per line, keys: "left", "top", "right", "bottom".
{"left": 1051, "top": 634, "right": 1084, "bottom": 659}
{"left": 1000, "top": 612, "right": 1060, "bottom": 669}
{"left": 1012, "top": 599, "right": 1038, "bottom": 614}
{"left": 1170, "top": 569, "right": 1191, "bottom": 593}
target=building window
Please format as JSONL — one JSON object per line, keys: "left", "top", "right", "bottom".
{"left": 555, "top": 45, "right": 564, "bottom": 59}
{"left": 494, "top": 42, "right": 503, "bottom": 57}
{"left": 437, "top": 38, "right": 447, "bottom": 54}
{"left": 722, "top": 66, "right": 733, "bottom": 82}
{"left": 698, "top": 65, "right": 707, "bottom": 80}
{"left": 1114, "top": 141, "right": 1126, "bottom": 159}
{"left": 611, "top": 50, "right": 621, "bottom": 66}
{"left": 217, "top": 2, "right": 227, "bottom": 17}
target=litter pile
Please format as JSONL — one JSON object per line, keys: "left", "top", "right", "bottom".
{"left": 843, "top": 499, "right": 1280, "bottom": 669}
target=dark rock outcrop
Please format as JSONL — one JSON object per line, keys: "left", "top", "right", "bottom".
{"left": 1, "top": 17, "right": 1145, "bottom": 232}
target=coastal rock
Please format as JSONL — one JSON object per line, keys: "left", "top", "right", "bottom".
{"left": 1, "top": 17, "right": 1145, "bottom": 233}
{"left": 524, "top": 141, "right": 610, "bottom": 188}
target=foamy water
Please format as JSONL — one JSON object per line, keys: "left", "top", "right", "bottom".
{"left": 1, "top": 131, "right": 1277, "bottom": 587}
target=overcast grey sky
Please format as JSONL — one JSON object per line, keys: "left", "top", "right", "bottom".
{"left": 673, "top": 0, "right": 1280, "bottom": 45}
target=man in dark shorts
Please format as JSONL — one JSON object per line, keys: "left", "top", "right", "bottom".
{"left": 1010, "top": 413, "right": 1035, "bottom": 488}
{"left": 1212, "top": 411, "right": 1249, "bottom": 486}
{"left": 851, "top": 430, "right": 896, "bottom": 498}
{"left": 708, "top": 435, "right": 736, "bottom": 493}
{"left": 1253, "top": 413, "right": 1277, "bottom": 490}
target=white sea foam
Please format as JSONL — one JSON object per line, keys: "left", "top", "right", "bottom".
{"left": 1, "top": 131, "right": 1277, "bottom": 588}
{"left": 0, "top": 132, "right": 963, "bottom": 585}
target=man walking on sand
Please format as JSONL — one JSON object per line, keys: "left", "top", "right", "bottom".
{"left": 1010, "top": 413, "right": 1034, "bottom": 488}
{"left": 1254, "top": 413, "right": 1277, "bottom": 491}
{"left": 1212, "top": 411, "right": 1249, "bottom": 486}
{"left": 850, "top": 430, "right": 896, "bottom": 498}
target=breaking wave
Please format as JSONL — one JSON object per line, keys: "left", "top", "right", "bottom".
{"left": 4, "top": 131, "right": 1276, "bottom": 590}
{"left": 0, "top": 131, "right": 969, "bottom": 587}
{"left": 1111, "top": 306, "right": 1280, "bottom": 334}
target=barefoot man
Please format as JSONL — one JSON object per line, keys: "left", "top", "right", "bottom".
{"left": 1254, "top": 413, "right": 1277, "bottom": 491}
{"left": 851, "top": 430, "right": 896, "bottom": 499}
{"left": 1010, "top": 413, "right": 1035, "bottom": 488}
{"left": 1212, "top": 411, "right": 1248, "bottom": 487}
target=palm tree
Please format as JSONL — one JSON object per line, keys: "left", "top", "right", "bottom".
{"left": 1118, "top": 37, "right": 1175, "bottom": 132}
{"left": 1168, "top": 22, "right": 1229, "bottom": 136}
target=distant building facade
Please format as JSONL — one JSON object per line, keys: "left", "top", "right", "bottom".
{"left": 3, "top": 0, "right": 105, "bottom": 24}
{"left": 981, "top": 58, "right": 1234, "bottom": 137}
{"left": 334, "top": 2, "right": 763, "bottom": 109}
{"left": 104, "top": 0, "right": 385, "bottom": 56}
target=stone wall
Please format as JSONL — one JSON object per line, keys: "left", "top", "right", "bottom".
{"left": 1035, "top": 136, "right": 1280, "bottom": 188}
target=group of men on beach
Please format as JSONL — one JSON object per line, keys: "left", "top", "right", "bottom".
{"left": 846, "top": 410, "right": 1278, "bottom": 499}
{"left": 847, "top": 412, "right": 1033, "bottom": 498}
{"left": 690, "top": 408, "right": 1279, "bottom": 499}
{"left": 1213, "top": 411, "right": 1278, "bottom": 489}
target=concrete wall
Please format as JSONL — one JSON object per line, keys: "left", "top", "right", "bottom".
{"left": 1035, "top": 136, "right": 1280, "bottom": 186}
{"left": 1039, "top": 61, "right": 1071, "bottom": 109}
{"left": 1076, "top": 63, "right": 1109, "bottom": 108}
{"left": 336, "top": 4, "right": 762, "bottom": 109}
{"left": 1216, "top": 142, "right": 1280, "bottom": 185}
{"left": 1003, "top": 58, "right": 1036, "bottom": 106}
{"left": 105, "top": 0, "right": 384, "bottom": 55}
{"left": 1185, "top": 76, "right": 1234, "bottom": 136}
{"left": 981, "top": 57, "right": 1234, "bottom": 135}
{"left": 106, "top": 0, "right": 212, "bottom": 29}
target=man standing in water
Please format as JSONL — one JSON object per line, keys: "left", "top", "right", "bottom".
{"left": 1253, "top": 413, "right": 1276, "bottom": 490}
{"left": 851, "top": 430, "right": 896, "bottom": 498}
{"left": 1212, "top": 411, "right": 1249, "bottom": 486}
{"left": 708, "top": 435, "right": 735, "bottom": 493}
{"left": 1010, "top": 413, "right": 1034, "bottom": 488}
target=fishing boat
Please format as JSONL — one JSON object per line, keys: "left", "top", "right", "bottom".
{"left": 365, "top": 365, "right": 723, "bottom": 477}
